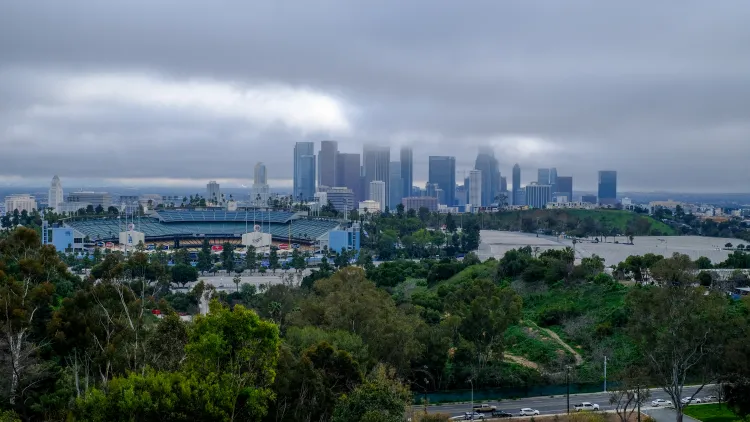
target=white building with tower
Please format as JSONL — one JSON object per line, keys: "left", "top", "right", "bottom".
{"left": 49, "top": 176, "right": 64, "bottom": 212}
{"left": 369, "top": 181, "right": 386, "bottom": 212}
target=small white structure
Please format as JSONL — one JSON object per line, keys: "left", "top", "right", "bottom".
{"left": 4, "top": 194, "right": 37, "bottom": 214}
{"left": 242, "top": 224, "right": 272, "bottom": 248}
{"left": 359, "top": 200, "right": 380, "bottom": 214}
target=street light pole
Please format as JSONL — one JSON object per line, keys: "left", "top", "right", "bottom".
{"left": 468, "top": 378, "right": 474, "bottom": 416}
{"left": 566, "top": 365, "right": 571, "bottom": 414}
{"left": 604, "top": 356, "right": 608, "bottom": 392}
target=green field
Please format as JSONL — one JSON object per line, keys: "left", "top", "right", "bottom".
{"left": 682, "top": 404, "right": 739, "bottom": 422}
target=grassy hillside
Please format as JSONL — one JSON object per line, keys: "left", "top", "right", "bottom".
{"left": 488, "top": 208, "right": 676, "bottom": 236}
{"left": 400, "top": 259, "right": 637, "bottom": 382}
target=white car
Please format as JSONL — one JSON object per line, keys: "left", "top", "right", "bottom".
{"left": 520, "top": 408, "right": 540, "bottom": 416}
{"left": 651, "top": 399, "right": 673, "bottom": 407}
{"left": 463, "top": 412, "right": 485, "bottom": 420}
{"left": 574, "top": 402, "right": 600, "bottom": 412}
{"left": 680, "top": 397, "right": 702, "bottom": 404}
{"left": 704, "top": 395, "right": 718, "bottom": 402}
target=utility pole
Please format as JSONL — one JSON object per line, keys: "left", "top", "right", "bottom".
{"left": 604, "top": 356, "right": 608, "bottom": 392}
{"left": 566, "top": 365, "right": 571, "bottom": 414}
{"left": 637, "top": 384, "right": 641, "bottom": 422}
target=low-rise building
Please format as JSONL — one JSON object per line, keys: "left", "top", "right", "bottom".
{"left": 358, "top": 200, "right": 381, "bottom": 214}
{"left": 4, "top": 194, "right": 37, "bottom": 214}
{"left": 402, "top": 196, "right": 438, "bottom": 212}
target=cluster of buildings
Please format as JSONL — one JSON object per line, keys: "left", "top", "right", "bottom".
{"left": 288, "top": 141, "right": 621, "bottom": 214}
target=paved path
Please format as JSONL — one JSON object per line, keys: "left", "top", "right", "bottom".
{"left": 643, "top": 407, "right": 701, "bottom": 422}
{"left": 419, "top": 386, "right": 709, "bottom": 419}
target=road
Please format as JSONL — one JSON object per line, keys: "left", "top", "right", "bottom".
{"left": 415, "top": 385, "right": 713, "bottom": 418}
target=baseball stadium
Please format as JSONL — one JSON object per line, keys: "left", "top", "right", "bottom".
{"left": 64, "top": 209, "right": 342, "bottom": 249}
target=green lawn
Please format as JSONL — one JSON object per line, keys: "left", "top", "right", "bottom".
{"left": 682, "top": 404, "right": 739, "bottom": 422}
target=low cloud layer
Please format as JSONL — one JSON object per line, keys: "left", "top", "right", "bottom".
{"left": 1, "top": 1, "right": 750, "bottom": 192}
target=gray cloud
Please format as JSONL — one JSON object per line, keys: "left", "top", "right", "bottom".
{"left": 1, "top": 0, "right": 750, "bottom": 192}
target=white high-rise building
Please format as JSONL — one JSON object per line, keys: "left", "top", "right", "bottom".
{"left": 5, "top": 194, "right": 37, "bottom": 214}
{"left": 206, "top": 181, "right": 222, "bottom": 205}
{"left": 48, "top": 175, "right": 64, "bottom": 212}
{"left": 252, "top": 162, "right": 270, "bottom": 207}
{"left": 469, "top": 169, "right": 482, "bottom": 210}
{"left": 369, "top": 180, "right": 386, "bottom": 212}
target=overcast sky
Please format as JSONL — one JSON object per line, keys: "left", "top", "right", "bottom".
{"left": 1, "top": 1, "right": 750, "bottom": 192}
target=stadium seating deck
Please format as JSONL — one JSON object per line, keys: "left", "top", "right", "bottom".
{"left": 65, "top": 216, "right": 339, "bottom": 243}
{"left": 154, "top": 210, "right": 295, "bottom": 223}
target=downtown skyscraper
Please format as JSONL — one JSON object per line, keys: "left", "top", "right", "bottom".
{"left": 318, "top": 140, "right": 338, "bottom": 188}
{"left": 598, "top": 170, "right": 618, "bottom": 205}
{"left": 336, "top": 153, "right": 361, "bottom": 200}
{"left": 474, "top": 147, "right": 500, "bottom": 206}
{"left": 428, "top": 156, "right": 456, "bottom": 206}
{"left": 293, "top": 142, "right": 316, "bottom": 202}
{"left": 363, "top": 145, "right": 390, "bottom": 207}
{"left": 400, "top": 147, "right": 413, "bottom": 202}
{"left": 512, "top": 163, "right": 521, "bottom": 206}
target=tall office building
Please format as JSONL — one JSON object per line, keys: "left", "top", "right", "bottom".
{"left": 318, "top": 140, "right": 338, "bottom": 188}
{"left": 48, "top": 175, "right": 64, "bottom": 212}
{"left": 428, "top": 156, "right": 456, "bottom": 206}
{"left": 294, "top": 142, "right": 316, "bottom": 201}
{"left": 549, "top": 168, "right": 558, "bottom": 195}
{"left": 327, "top": 187, "right": 355, "bottom": 215}
{"left": 537, "top": 168, "right": 551, "bottom": 185}
{"left": 388, "top": 162, "right": 403, "bottom": 210}
{"left": 475, "top": 148, "right": 500, "bottom": 206}
{"left": 598, "top": 171, "right": 618, "bottom": 205}
{"left": 336, "top": 153, "right": 361, "bottom": 199}
{"left": 363, "top": 145, "right": 390, "bottom": 207}
{"left": 369, "top": 181, "right": 386, "bottom": 212}
{"left": 252, "top": 162, "right": 270, "bottom": 206}
{"left": 512, "top": 164, "right": 521, "bottom": 206}
{"left": 469, "top": 169, "right": 482, "bottom": 209}
{"left": 400, "top": 147, "right": 413, "bottom": 202}
{"left": 206, "top": 181, "right": 221, "bottom": 204}
{"left": 525, "top": 183, "right": 552, "bottom": 209}
{"left": 556, "top": 176, "right": 573, "bottom": 203}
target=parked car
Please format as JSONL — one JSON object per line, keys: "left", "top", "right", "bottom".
{"left": 473, "top": 404, "right": 497, "bottom": 413}
{"left": 463, "top": 412, "right": 485, "bottom": 420}
{"left": 651, "top": 399, "right": 673, "bottom": 407}
{"left": 680, "top": 397, "right": 702, "bottom": 404}
{"left": 520, "top": 408, "right": 540, "bottom": 416}
{"left": 574, "top": 402, "right": 600, "bottom": 412}
{"left": 703, "top": 395, "right": 718, "bottom": 402}
{"left": 492, "top": 410, "right": 514, "bottom": 418}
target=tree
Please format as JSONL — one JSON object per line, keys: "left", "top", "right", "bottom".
{"left": 608, "top": 367, "right": 651, "bottom": 422}
{"left": 197, "top": 239, "right": 212, "bottom": 274}
{"left": 233, "top": 274, "right": 242, "bottom": 292}
{"left": 221, "top": 242, "right": 235, "bottom": 273}
{"left": 185, "top": 301, "right": 280, "bottom": 420}
{"left": 445, "top": 213, "right": 457, "bottom": 233}
{"left": 172, "top": 248, "right": 191, "bottom": 265}
{"left": 269, "top": 248, "right": 280, "bottom": 274}
{"left": 0, "top": 228, "right": 60, "bottom": 406}
{"left": 171, "top": 264, "right": 198, "bottom": 288}
{"left": 245, "top": 245, "right": 257, "bottom": 274}
{"left": 94, "top": 204, "right": 104, "bottom": 214}
{"left": 726, "top": 243, "right": 733, "bottom": 249}
{"left": 291, "top": 248, "right": 305, "bottom": 273}
{"left": 331, "top": 364, "right": 412, "bottom": 422}
{"left": 627, "top": 285, "right": 730, "bottom": 422}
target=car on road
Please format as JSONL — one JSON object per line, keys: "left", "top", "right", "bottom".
{"left": 651, "top": 399, "right": 673, "bottom": 407}
{"left": 520, "top": 408, "right": 540, "bottom": 416}
{"left": 680, "top": 397, "right": 702, "bottom": 404}
{"left": 703, "top": 395, "right": 718, "bottom": 402}
{"left": 463, "top": 412, "right": 485, "bottom": 420}
{"left": 574, "top": 402, "right": 600, "bottom": 412}
{"left": 473, "top": 404, "right": 497, "bottom": 413}
{"left": 492, "top": 410, "right": 514, "bottom": 418}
